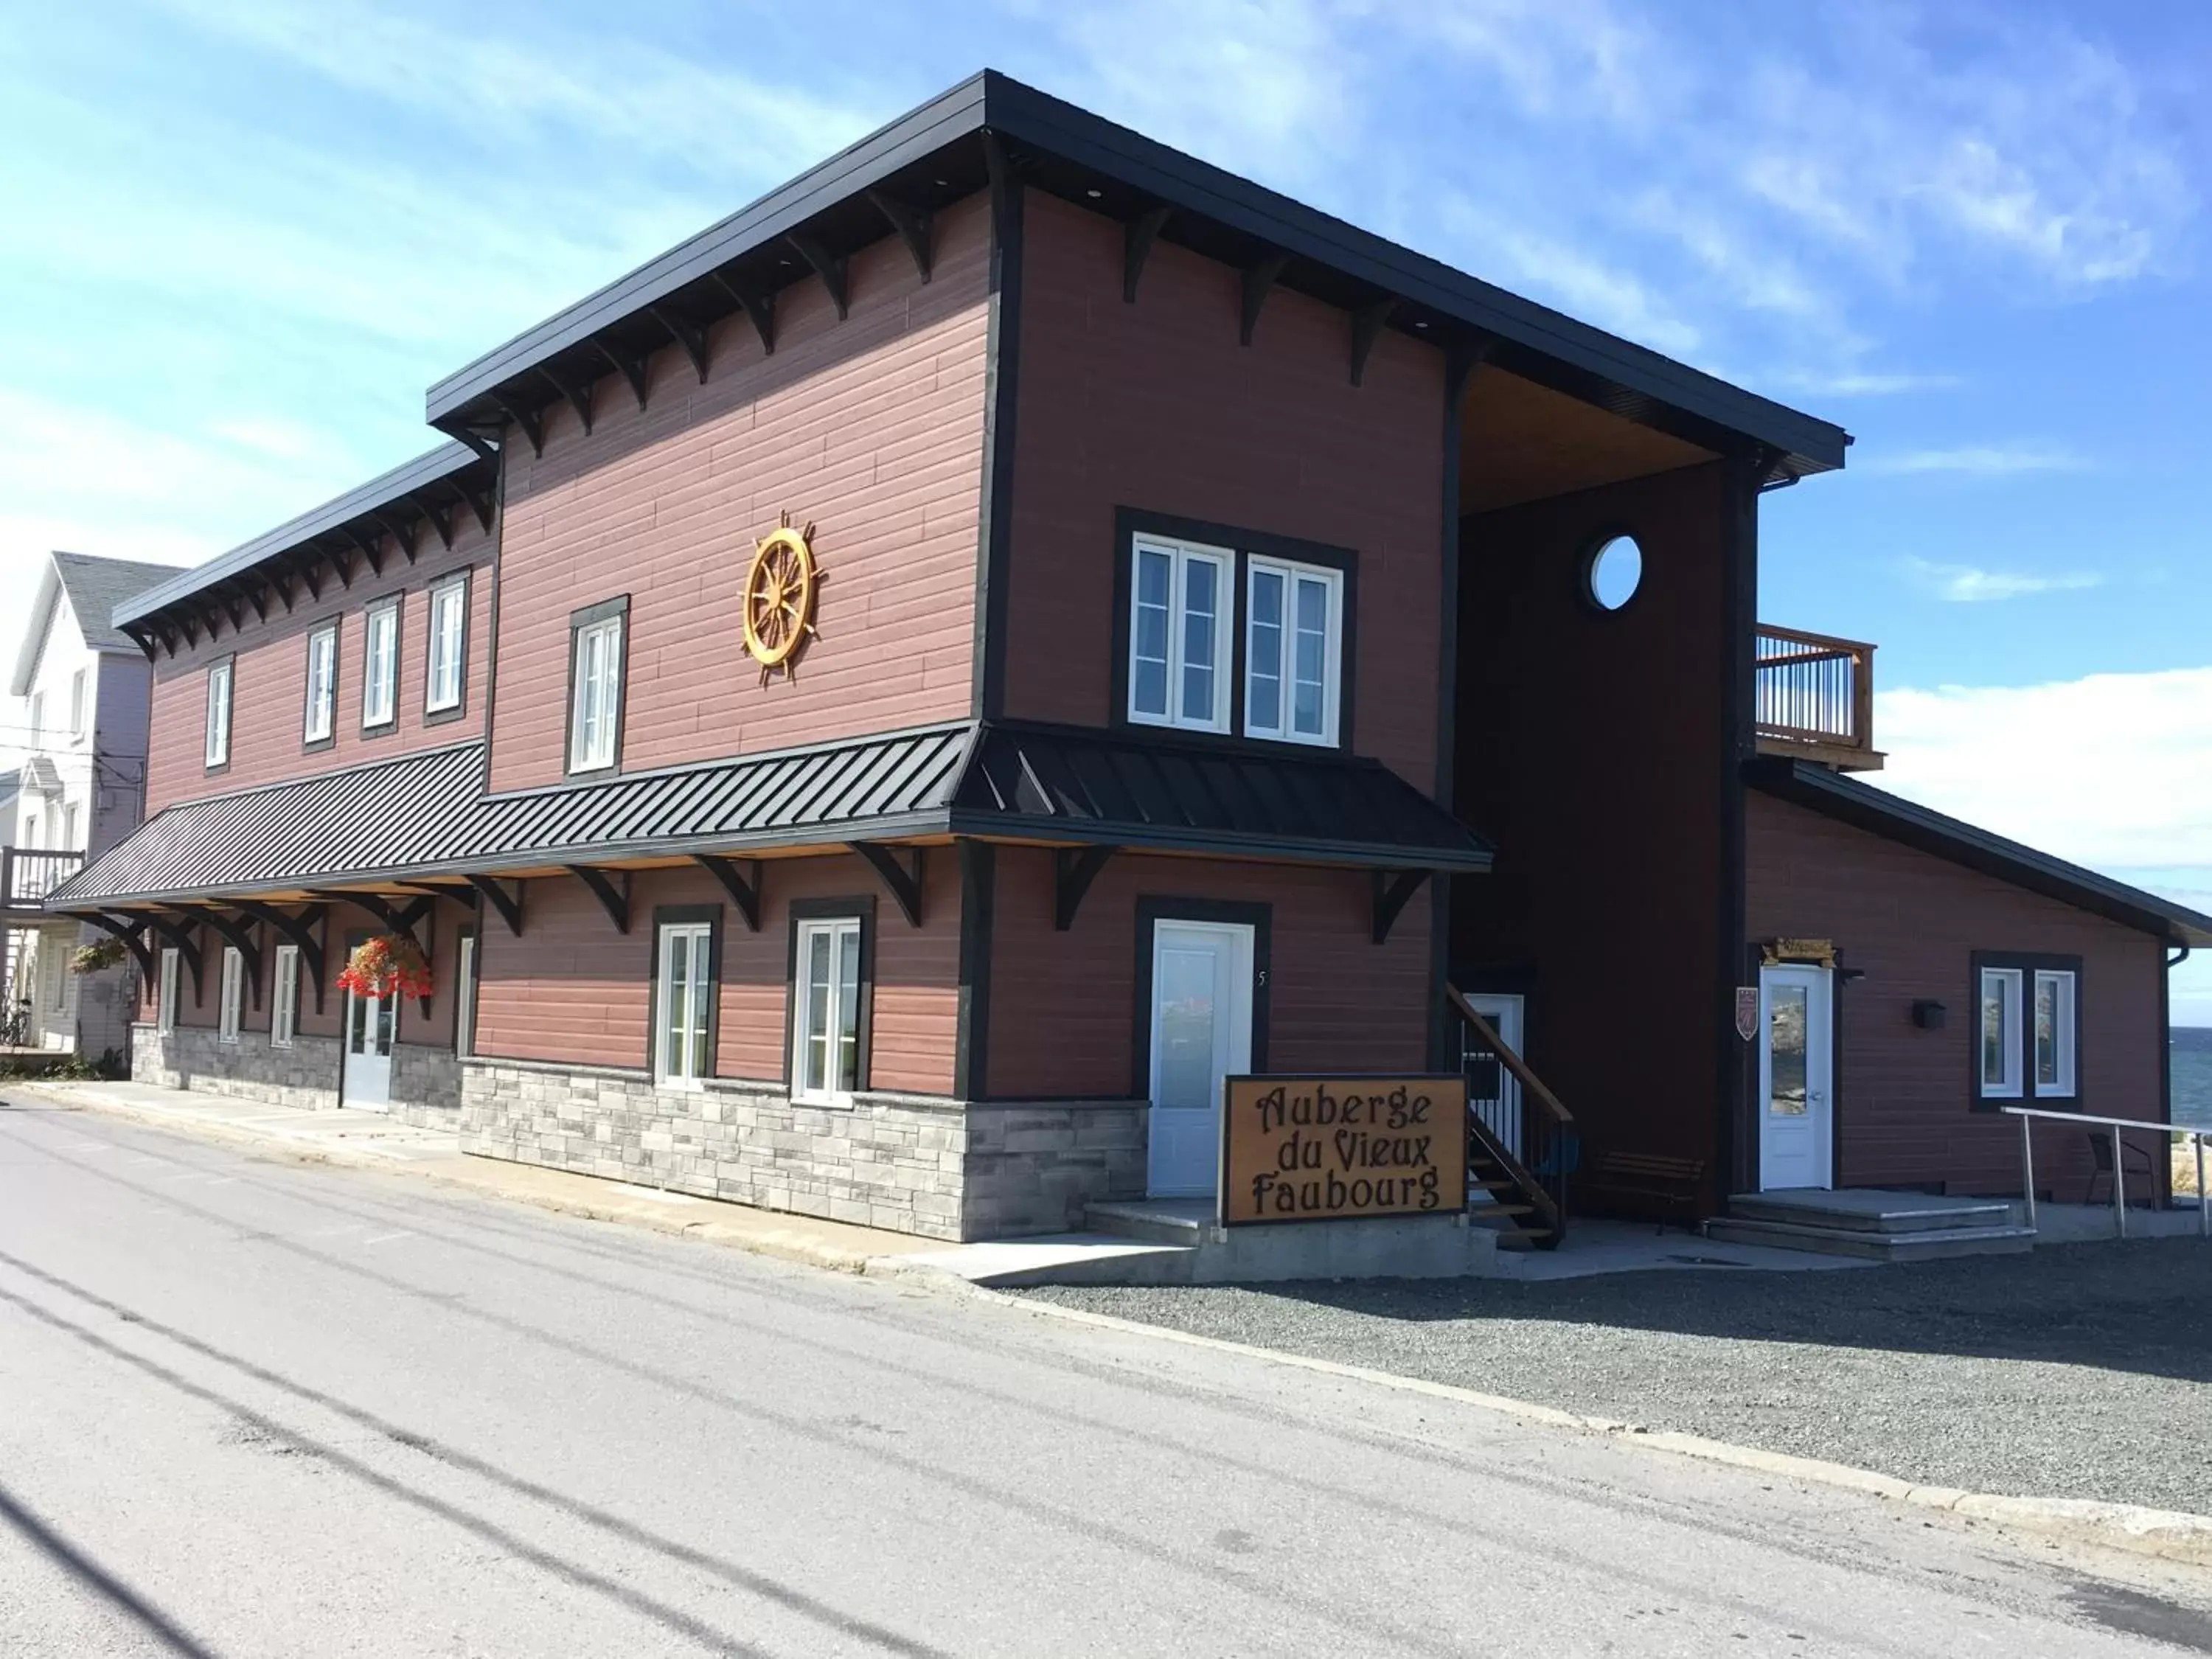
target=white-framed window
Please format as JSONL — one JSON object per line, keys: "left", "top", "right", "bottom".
{"left": 204, "top": 660, "right": 232, "bottom": 768}
{"left": 27, "top": 691, "right": 44, "bottom": 746}
{"left": 157, "top": 947, "right": 179, "bottom": 1034}
{"left": 1978, "top": 967, "right": 2023, "bottom": 1099}
{"left": 61, "top": 803, "right": 80, "bottom": 851}
{"left": 2033, "top": 969, "right": 2077, "bottom": 1096}
{"left": 654, "top": 919, "right": 714, "bottom": 1085}
{"left": 425, "top": 575, "right": 467, "bottom": 714}
{"left": 271, "top": 944, "right": 300, "bottom": 1048}
{"left": 568, "top": 607, "right": 625, "bottom": 773}
{"left": 453, "top": 933, "right": 476, "bottom": 1058}
{"left": 304, "top": 621, "right": 338, "bottom": 744}
{"left": 218, "top": 947, "right": 244, "bottom": 1044}
{"left": 69, "top": 668, "right": 87, "bottom": 739}
{"left": 1127, "top": 535, "right": 1231, "bottom": 733}
{"left": 361, "top": 599, "right": 400, "bottom": 728}
{"left": 1244, "top": 556, "right": 1343, "bottom": 745}
{"left": 792, "top": 915, "right": 863, "bottom": 1105}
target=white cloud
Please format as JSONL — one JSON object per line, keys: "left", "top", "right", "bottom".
{"left": 1778, "top": 369, "right": 1964, "bottom": 397}
{"left": 1866, "top": 444, "right": 2091, "bottom": 477}
{"left": 1902, "top": 558, "right": 2103, "bottom": 603}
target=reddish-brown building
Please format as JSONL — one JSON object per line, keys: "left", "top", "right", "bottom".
{"left": 53, "top": 72, "right": 2210, "bottom": 1242}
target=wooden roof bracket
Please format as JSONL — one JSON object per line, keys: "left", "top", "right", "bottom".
{"left": 1239, "top": 250, "right": 1289, "bottom": 346}
{"left": 231, "top": 900, "right": 328, "bottom": 1011}
{"left": 694, "top": 855, "right": 763, "bottom": 932}
{"left": 710, "top": 272, "right": 776, "bottom": 357}
{"left": 67, "top": 912, "right": 156, "bottom": 983}
{"left": 784, "top": 232, "right": 849, "bottom": 322}
{"left": 1122, "top": 203, "right": 1171, "bottom": 303}
{"left": 1054, "top": 844, "right": 1115, "bottom": 932}
{"left": 647, "top": 304, "right": 712, "bottom": 383}
{"left": 849, "top": 842, "right": 924, "bottom": 927}
{"left": 142, "top": 912, "right": 206, "bottom": 1000}
{"left": 490, "top": 393, "right": 545, "bottom": 458}
{"left": 592, "top": 337, "right": 652, "bottom": 411}
{"left": 1349, "top": 299, "right": 1398, "bottom": 386}
{"left": 190, "top": 906, "right": 265, "bottom": 1009}
{"left": 538, "top": 364, "right": 595, "bottom": 437}
{"left": 565, "top": 865, "right": 631, "bottom": 934}
{"left": 865, "top": 188, "right": 934, "bottom": 282}
{"left": 1372, "top": 869, "right": 1431, "bottom": 945}
{"left": 467, "top": 874, "right": 525, "bottom": 937}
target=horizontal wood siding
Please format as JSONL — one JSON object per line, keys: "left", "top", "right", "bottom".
{"left": 1452, "top": 463, "right": 1732, "bottom": 1207}
{"left": 1004, "top": 189, "right": 1447, "bottom": 790}
{"left": 487, "top": 196, "right": 992, "bottom": 792}
{"left": 1747, "top": 791, "right": 2167, "bottom": 1198}
{"left": 987, "top": 849, "right": 1430, "bottom": 1099}
{"left": 145, "top": 525, "right": 492, "bottom": 815}
{"left": 473, "top": 854, "right": 960, "bottom": 1094}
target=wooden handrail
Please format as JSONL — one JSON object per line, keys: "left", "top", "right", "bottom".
{"left": 1754, "top": 621, "right": 1879, "bottom": 657}
{"left": 1446, "top": 983, "right": 1573, "bottom": 1125}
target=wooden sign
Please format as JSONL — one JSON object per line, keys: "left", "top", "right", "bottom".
{"left": 1735, "top": 987, "right": 1759, "bottom": 1043}
{"left": 1761, "top": 936, "right": 1837, "bottom": 967}
{"left": 1220, "top": 1074, "right": 1467, "bottom": 1226}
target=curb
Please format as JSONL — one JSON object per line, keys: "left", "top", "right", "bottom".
{"left": 985, "top": 1290, "right": 2212, "bottom": 1572}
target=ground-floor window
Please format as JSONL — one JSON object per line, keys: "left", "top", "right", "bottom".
{"left": 218, "top": 947, "right": 244, "bottom": 1044}
{"left": 653, "top": 910, "right": 717, "bottom": 1085}
{"left": 271, "top": 944, "right": 299, "bottom": 1048}
{"left": 1975, "top": 953, "right": 2081, "bottom": 1107}
{"left": 454, "top": 931, "right": 476, "bottom": 1059}
{"left": 789, "top": 905, "right": 869, "bottom": 1105}
{"left": 157, "top": 947, "right": 179, "bottom": 1034}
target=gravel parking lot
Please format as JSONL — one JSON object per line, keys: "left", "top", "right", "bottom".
{"left": 1023, "top": 1238, "right": 2212, "bottom": 1514}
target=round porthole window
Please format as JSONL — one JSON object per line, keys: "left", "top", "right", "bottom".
{"left": 1585, "top": 534, "right": 1644, "bottom": 611}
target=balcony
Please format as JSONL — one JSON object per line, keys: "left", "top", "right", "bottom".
{"left": 1755, "top": 625, "right": 1882, "bottom": 771}
{"left": 1, "top": 847, "right": 86, "bottom": 915}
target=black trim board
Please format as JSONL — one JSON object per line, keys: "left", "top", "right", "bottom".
{"left": 1130, "top": 897, "right": 1271, "bottom": 1101}
{"left": 955, "top": 840, "right": 994, "bottom": 1101}
{"left": 970, "top": 140, "right": 1023, "bottom": 722}
{"left": 1749, "top": 757, "right": 2212, "bottom": 949}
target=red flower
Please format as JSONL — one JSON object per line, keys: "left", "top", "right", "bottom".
{"left": 338, "top": 933, "right": 434, "bottom": 1001}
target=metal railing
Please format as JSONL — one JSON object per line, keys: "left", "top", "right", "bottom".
{"left": 2002, "top": 1105, "right": 2210, "bottom": 1239}
{"left": 1755, "top": 623, "right": 1879, "bottom": 768}
{"left": 1, "top": 846, "right": 85, "bottom": 911}
{"left": 1447, "top": 984, "right": 1574, "bottom": 1246}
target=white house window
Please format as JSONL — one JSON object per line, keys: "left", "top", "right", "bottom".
{"left": 655, "top": 919, "right": 714, "bottom": 1085}
{"left": 28, "top": 691, "right": 44, "bottom": 746}
{"left": 792, "top": 916, "right": 863, "bottom": 1104}
{"left": 304, "top": 622, "right": 338, "bottom": 744}
{"left": 69, "top": 668, "right": 87, "bottom": 739}
{"left": 157, "top": 949, "right": 179, "bottom": 1034}
{"left": 568, "top": 607, "right": 625, "bottom": 773}
{"left": 1245, "top": 557, "right": 1343, "bottom": 745}
{"left": 1127, "top": 536, "right": 1231, "bottom": 733}
{"left": 62, "top": 803, "right": 80, "bottom": 851}
{"left": 271, "top": 945, "right": 299, "bottom": 1048}
{"left": 205, "top": 660, "right": 232, "bottom": 768}
{"left": 1978, "top": 967, "right": 2023, "bottom": 1099}
{"left": 362, "top": 599, "right": 400, "bottom": 729}
{"left": 425, "top": 576, "right": 467, "bottom": 714}
{"left": 218, "top": 947, "right": 244, "bottom": 1044}
{"left": 2033, "top": 969, "right": 2077, "bottom": 1096}
{"left": 453, "top": 933, "right": 476, "bottom": 1058}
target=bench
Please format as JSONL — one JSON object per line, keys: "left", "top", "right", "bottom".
{"left": 1582, "top": 1150, "right": 1708, "bottom": 1223}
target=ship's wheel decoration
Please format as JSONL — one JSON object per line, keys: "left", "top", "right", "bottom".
{"left": 741, "top": 510, "right": 822, "bottom": 686}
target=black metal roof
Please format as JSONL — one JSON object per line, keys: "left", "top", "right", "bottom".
{"left": 426, "top": 69, "right": 1848, "bottom": 478}
{"left": 1748, "top": 757, "right": 2212, "bottom": 950}
{"left": 112, "top": 443, "right": 495, "bottom": 641}
{"left": 51, "top": 720, "right": 1486, "bottom": 908}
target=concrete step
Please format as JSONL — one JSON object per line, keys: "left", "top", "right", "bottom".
{"left": 1726, "top": 1192, "right": 2016, "bottom": 1234}
{"left": 1085, "top": 1200, "right": 1215, "bottom": 1245}
{"left": 1705, "top": 1217, "right": 2037, "bottom": 1262}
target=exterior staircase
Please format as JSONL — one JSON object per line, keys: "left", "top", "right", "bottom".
{"left": 1708, "top": 1189, "right": 2035, "bottom": 1262}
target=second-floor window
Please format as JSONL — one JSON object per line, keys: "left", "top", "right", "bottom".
{"left": 28, "top": 691, "right": 44, "bottom": 746}
{"left": 425, "top": 574, "right": 467, "bottom": 715}
{"left": 204, "top": 658, "right": 233, "bottom": 768}
{"left": 567, "top": 598, "right": 627, "bottom": 774}
{"left": 304, "top": 622, "right": 338, "bottom": 745}
{"left": 1128, "top": 535, "right": 1231, "bottom": 734}
{"left": 1245, "top": 557, "right": 1343, "bottom": 745}
{"left": 69, "top": 668, "right": 86, "bottom": 740}
{"left": 362, "top": 599, "right": 399, "bottom": 730}
{"left": 62, "top": 803, "right": 79, "bottom": 851}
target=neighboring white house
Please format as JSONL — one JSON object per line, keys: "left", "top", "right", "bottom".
{"left": 5, "top": 553, "right": 176, "bottom": 1057}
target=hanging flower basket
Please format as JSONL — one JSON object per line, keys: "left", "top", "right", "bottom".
{"left": 336, "top": 933, "right": 434, "bottom": 1001}
{"left": 71, "top": 938, "right": 128, "bottom": 975}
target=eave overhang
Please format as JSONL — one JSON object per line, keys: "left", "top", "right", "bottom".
{"left": 425, "top": 69, "right": 1848, "bottom": 481}
{"left": 1748, "top": 757, "right": 2212, "bottom": 950}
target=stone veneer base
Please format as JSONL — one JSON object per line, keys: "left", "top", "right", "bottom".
{"left": 459, "top": 1055, "right": 1148, "bottom": 1242}
{"left": 130, "top": 1022, "right": 460, "bottom": 1130}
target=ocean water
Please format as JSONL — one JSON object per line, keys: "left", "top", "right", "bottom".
{"left": 2175, "top": 1028, "right": 2212, "bottom": 1131}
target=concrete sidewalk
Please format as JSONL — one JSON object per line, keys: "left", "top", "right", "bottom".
{"left": 4, "top": 1078, "right": 936, "bottom": 1276}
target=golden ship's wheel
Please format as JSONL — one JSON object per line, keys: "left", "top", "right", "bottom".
{"left": 742, "top": 512, "right": 821, "bottom": 685}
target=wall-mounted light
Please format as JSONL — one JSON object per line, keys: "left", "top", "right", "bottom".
{"left": 1912, "top": 1000, "right": 1947, "bottom": 1029}
{"left": 1840, "top": 967, "right": 1866, "bottom": 985}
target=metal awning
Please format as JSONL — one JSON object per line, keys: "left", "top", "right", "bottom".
{"left": 51, "top": 721, "right": 1488, "bottom": 910}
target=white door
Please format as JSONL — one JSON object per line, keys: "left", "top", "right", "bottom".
{"left": 342, "top": 986, "right": 394, "bottom": 1111}
{"left": 1145, "top": 921, "right": 1254, "bottom": 1197}
{"left": 1461, "top": 992, "right": 1525, "bottom": 1164}
{"left": 1759, "top": 964, "right": 1833, "bottom": 1190}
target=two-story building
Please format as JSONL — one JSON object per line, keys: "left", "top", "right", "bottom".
{"left": 6, "top": 552, "right": 175, "bottom": 1057}
{"left": 52, "top": 72, "right": 2210, "bottom": 1243}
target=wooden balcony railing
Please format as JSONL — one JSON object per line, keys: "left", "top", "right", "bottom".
{"left": 1755, "top": 624, "right": 1882, "bottom": 771}
{"left": 0, "top": 847, "right": 85, "bottom": 913}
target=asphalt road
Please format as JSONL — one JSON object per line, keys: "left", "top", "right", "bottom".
{"left": 1, "top": 1099, "right": 2206, "bottom": 1659}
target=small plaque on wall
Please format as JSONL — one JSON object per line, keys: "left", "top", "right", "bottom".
{"left": 1735, "top": 987, "right": 1759, "bottom": 1043}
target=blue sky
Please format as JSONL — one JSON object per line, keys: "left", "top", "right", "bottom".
{"left": 4, "top": 0, "right": 2208, "bottom": 1018}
